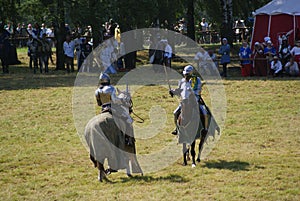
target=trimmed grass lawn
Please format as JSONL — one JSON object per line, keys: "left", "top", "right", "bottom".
{"left": 0, "top": 49, "right": 299, "bottom": 201}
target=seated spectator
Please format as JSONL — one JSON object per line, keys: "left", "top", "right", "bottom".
{"left": 239, "top": 41, "right": 252, "bottom": 76}
{"left": 285, "top": 56, "right": 299, "bottom": 76}
{"left": 270, "top": 56, "right": 282, "bottom": 77}
{"left": 290, "top": 40, "right": 300, "bottom": 66}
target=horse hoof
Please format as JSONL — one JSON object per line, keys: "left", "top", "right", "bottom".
{"left": 127, "top": 173, "right": 133, "bottom": 177}
{"left": 98, "top": 170, "right": 106, "bottom": 182}
{"left": 196, "top": 158, "right": 201, "bottom": 163}
{"left": 192, "top": 164, "right": 196, "bottom": 168}
{"left": 182, "top": 162, "right": 187, "bottom": 166}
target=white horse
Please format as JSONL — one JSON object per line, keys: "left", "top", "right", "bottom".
{"left": 84, "top": 89, "right": 143, "bottom": 182}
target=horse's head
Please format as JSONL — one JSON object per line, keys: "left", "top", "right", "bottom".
{"left": 116, "top": 88, "right": 133, "bottom": 111}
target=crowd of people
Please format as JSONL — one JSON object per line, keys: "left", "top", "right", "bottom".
{"left": 1, "top": 20, "right": 300, "bottom": 77}
{"left": 241, "top": 35, "right": 299, "bottom": 77}
{"left": 1, "top": 20, "right": 119, "bottom": 74}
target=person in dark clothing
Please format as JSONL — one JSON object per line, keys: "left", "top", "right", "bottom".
{"left": 0, "top": 23, "right": 10, "bottom": 74}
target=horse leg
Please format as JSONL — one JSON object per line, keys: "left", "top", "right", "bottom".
{"left": 182, "top": 143, "right": 188, "bottom": 166}
{"left": 191, "top": 141, "right": 196, "bottom": 167}
{"left": 96, "top": 161, "right": 106, "bottom": 182}
{"left": 197, "top": 129, "right": 208, "bottom": 162}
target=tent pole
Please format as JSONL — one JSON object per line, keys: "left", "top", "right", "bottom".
{"left": 294, "top": 15, "right": 296, "bottom": 42}
{"left": 250, "top": 16, "right": 257, "bottom": 48}
{"left": 267, "top": 15, "right": 271, "bottom": 37}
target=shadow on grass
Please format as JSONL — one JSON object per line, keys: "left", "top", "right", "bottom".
{"left": 204, "top": 160, "right": 250, "bottom": 171}
{"left": 120, "top": 174, "right": 188, "bottom": 183}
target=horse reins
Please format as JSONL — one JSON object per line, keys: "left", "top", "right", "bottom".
{"left": 129, "top": 99, "right": 145, "bottom": 123}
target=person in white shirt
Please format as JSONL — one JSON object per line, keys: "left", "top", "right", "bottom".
{"left": 63, "top": 35, "right": 75, "bottom": 72}
{"left": 39, "top": 23, "right": 48, "bottom": 38}
{"left": 200, "top": 18, "right": 209, "bottom": 43}
{"left": 270, "top": 56, "right": 282, "bottom": 77}
{"left": 200, "top": 18, "right": 209, "bottom": 31}
{"left": 194, "top": 48, "right": 211, "bottom": 75}
{"left": 74, "top": 34, "right": 83, "bottom": 69}
{"left": 290, "top": 41, "right": 300, "bottom": 66}
{"left": 285, "top": 56, "right": 299, "bottom": 76}
{"left": 162, "top": 39, "right": 172, "bottom": 68}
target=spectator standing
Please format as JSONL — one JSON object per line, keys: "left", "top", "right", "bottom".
{"left": 253, "top": 42, "right": 267, "bottom": 76}
{"left": 194, "top": 47, "right": 211, "bottom": 75}
{"left": 4, "top": 22, "right": 13, "bottom": 35}
{"left": 0, "top": 24, "right": 10, "bottom": 73}
{"left": 32, "top": 23, "right": 41, "bottom": 39}
{"left": 46, "top": 26, "right": 55, "bottom": 64}
{"left": 15, "top": 23, "right": 21, "bottom": 35}
{"left": 239, "top": 41, "right": 252, "bottom": 76}
{"left": 208, "top": 49, "right": 218, "bottom": 70}
{"left": 63, "top": 35, "right": 75, "bottom": 73}
{"left": 200, "top": 18, "right": 209, "bottom": 43}
{"left": 27, "top": 24, "right": 33, "bottom": 37}
{"left": 40, "top": 33, "right": 51, "bottom": 73}
{"left": 79, "top": 37, "right": 92, "bottom": 70}
{"left": 114, "top": 24, "right": 121, "bottom": 45}
{"left": 163, "top": 39, "right": 172, "bottom": 68}
{"left": 264, "top": 40, "right": 276, "bottom": 75}
{"left": 219, "top": 38, "right": 230, "bottom": 77}
{"left": 278, "top": 35, "right": 291, "bottom": 67}
{"left": 74, "top": 34, "right": 83, "bottom": 70}
{"left": 285, "top": 56, "right": 299, "bottom": 76}
{"left": 200, "top": 18, "right": 209, "bottom": 31}
{"left": 27, "top": 35, "right": 40, "bottom": 73}
{"left": 40, "top": 23, "right": 48, "bottom": 38}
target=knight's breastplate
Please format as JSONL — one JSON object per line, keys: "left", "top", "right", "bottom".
{"left": 99, "top": 92, "right": 111, "bottom": 105}
{"left": 96, "top": 85, "right": 115, "bottom": 106}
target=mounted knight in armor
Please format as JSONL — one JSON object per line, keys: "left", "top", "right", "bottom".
{"left": 169, "top": 65, "right": 220, "bottom": 167}
{"left": 85, "top": 73, "right": 142, "bottom": 182}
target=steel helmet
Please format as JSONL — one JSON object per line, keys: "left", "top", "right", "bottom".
{"left": 183, "top": 65, "right": 194, "bottom": 75}
{"left": 99, "top": 72, "right": 110, "bottom": 84}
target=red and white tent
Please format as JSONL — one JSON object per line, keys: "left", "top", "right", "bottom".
{"left": 251, "top": 0, "right": 300, "bottom": 49}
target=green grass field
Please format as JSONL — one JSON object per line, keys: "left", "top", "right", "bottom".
{"left": 0, "top": 49, "right": 299, "bottom": 201}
